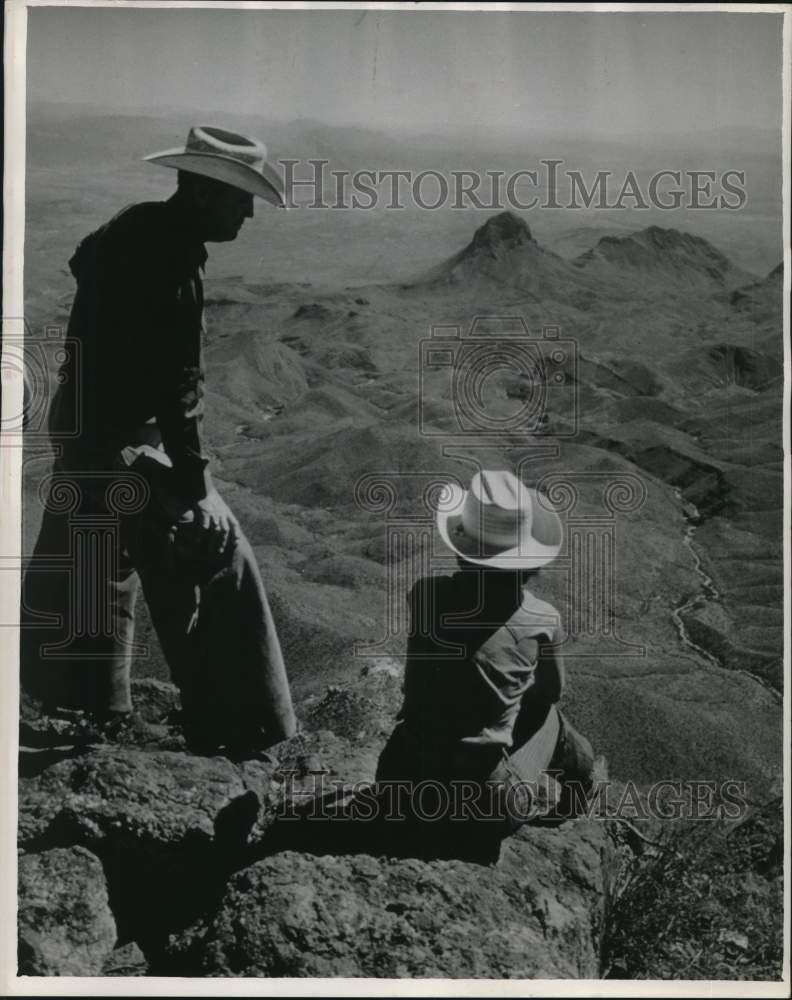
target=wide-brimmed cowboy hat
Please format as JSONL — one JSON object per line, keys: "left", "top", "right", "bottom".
{"left": 143, "top": 125, "right": 286, "bottom": 207}
{"left": 437, "top": 470, "right": 563, "bottom": 570}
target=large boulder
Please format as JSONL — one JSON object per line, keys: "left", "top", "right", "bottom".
{"left": 18, "top": 746, "right": 260, "bottom": 850}
{"left": 18, "top": 747, "right": 269, "bottom": 957}
{"left": 18, "top": 846, "right": 116, "bottom": 975}
{"left": 169, "top": 820, "right": 612, "bottom": 978}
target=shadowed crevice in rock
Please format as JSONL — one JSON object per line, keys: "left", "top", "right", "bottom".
{"left": 18, "top": 744, "right": 93, "bottom": 780}
{"left": 248, "top": 798, "right": 506, "bottom": 869}
{"left": 96, "top": 831, "right": 235, "bottom": 969}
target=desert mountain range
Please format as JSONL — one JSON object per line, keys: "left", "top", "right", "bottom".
{"left": 18, "top": 107, "right": 784, "bottom": 977}
{"left": 23, "top": 201, "right": 783, "bottom": 795}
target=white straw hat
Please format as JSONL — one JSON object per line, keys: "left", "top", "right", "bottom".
{"left": 437, "top": 470, "right": 563, "bottom": 569}
{"left": 143, "top": 125, "right": 286, "bottom": 207}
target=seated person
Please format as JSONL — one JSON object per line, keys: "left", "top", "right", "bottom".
{"left": 376, "top": 469, "right": 600, "bottom": 860}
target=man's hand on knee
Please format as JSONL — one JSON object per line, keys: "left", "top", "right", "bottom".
{"left": 192, "top": 490, "right": 240, "bottom": 558}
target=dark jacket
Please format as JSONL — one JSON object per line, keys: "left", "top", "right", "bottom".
{"left": 50, "top": 194, "right": 213, "bottom": 501}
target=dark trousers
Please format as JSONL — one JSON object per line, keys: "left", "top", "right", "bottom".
{"left": 21, "top": 449, "right": 296, "bottom": 746}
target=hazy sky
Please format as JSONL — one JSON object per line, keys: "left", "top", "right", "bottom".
{"left": 27, "top": 6, "right": 784, "bottom": 136}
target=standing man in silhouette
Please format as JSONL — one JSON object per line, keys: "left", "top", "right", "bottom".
{"left": 22, "top": 127, "right": 296, "bottom": 755}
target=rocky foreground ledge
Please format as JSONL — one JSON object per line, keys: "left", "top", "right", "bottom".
{"left": 19, "top": 670, "right": 622, "bottom": 978}
{"left": 18, "top": 669, "right": 781, "bottom": 979}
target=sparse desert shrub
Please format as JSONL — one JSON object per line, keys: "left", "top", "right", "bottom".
{"left": 603, "top": 799, "right": 783, "bottom": 980}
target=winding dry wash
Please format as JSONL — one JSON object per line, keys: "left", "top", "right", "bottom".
{"left": 670, "top": 492, "right": 722, "bottom": 662}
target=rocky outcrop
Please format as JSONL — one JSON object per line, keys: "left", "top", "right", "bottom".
{"left": 417, "top": 211, "right": 583, "bottom": 301}
{"left": 468, "top": 211, "right": 535, "bottom": 257}
{"left": 18, "top": 745, "right": 257, "bottom": 850}
{"left": 705, "top": 344, "right": 782, "bottom": 391}
{"left": 168, "top": 821, "right": 612, "bottom": 978}
{"left": 17, "top": 671, "right": 619, "bottom": 977}
{"left": 18, "top": 735, "right": 267, "bottom": 960}
{"left": 101, "top": 941, "right": 149, "bottom": 976}
{"left": 18, "top": 846, "right": 117, "bottom": 975}
{"left": 18, "top": 682, "right": 783, "bottom": 980}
